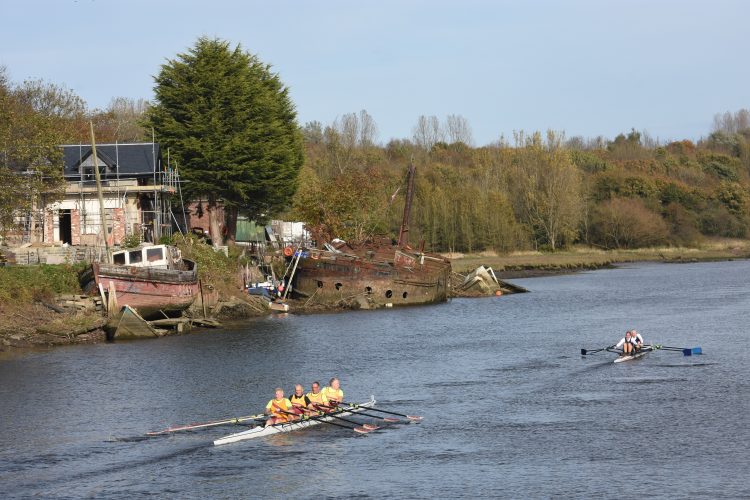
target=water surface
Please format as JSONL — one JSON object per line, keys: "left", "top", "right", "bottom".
{"left": 1, "top": 260, "right": 748, "bottom": 498}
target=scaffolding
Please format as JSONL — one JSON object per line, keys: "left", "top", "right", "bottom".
{"left": 67, "top": 141, "right": 180, "bottom": 245}
{"left": 2, "top": 142, "right": 182, "bottom": 247}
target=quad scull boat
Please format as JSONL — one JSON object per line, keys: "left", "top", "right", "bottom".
{"left": 213, "top": 397, "right": 376, "bottom": 446}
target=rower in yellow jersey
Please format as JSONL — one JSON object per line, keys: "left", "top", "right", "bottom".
{"left": 265, "top": 388, "right": 294, "bottom": 426}
{"left": 321, "top": 377, "right": 344, "bottom": 406}
{"left": 306, "top": 381, "right": 329, "bottom": 410}
{"left": 289, "top": 384, "right": 312, "bottom": 414}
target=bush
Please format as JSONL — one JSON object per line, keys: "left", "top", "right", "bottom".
{"left": 0, "top": 264, "right": 85, "bottom": 304}
{"left": 663, "top": 203, "right": 702, "bottom": 245}
{"left": 590, "top": 197, "right": 670, "bottom": 249}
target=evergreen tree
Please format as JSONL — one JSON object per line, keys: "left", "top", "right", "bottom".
{"left": 147, "top": 37, "right": 304, "bottom": 242}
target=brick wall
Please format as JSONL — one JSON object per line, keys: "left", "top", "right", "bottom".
{"left": 112, "top": 208, "right": 125, "bottom": 245}
{"left": 71, "top": 209, "right": 81, "bottom": 245}
{"left": 44, "top": 211, "right": 54, "bottom": 243}
{"left": 186, "top": 200, "right": 224, "bottom": 232}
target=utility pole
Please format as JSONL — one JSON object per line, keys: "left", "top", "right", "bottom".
{"left": 90, "top": 122, "right": 111, "bottom": 263}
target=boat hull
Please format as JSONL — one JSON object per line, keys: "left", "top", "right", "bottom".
{"left": 87, "top": 260, "right": 199, "bottom": 319}
{"left": 613, "top": 348, "right": 652, "bottom": 363}
{"left": 213, "top": 398, "right": 376, "bottom": 445}
{"left": 293, "top": 247, "right": 451, "bottom": 309}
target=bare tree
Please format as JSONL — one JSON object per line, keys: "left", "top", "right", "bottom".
{"left": 324, "top": 110, "right": 379, "bottom": 174}
{"left": 713, "top": 109, "right": 750, "bottom": 134}
{"left": 446, "top": 114, "right": 473, "bottom": 145}
{"left": 412, "top": 115, "right": 445, "bottom": 149}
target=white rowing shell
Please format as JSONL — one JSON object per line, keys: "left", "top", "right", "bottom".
{"left": 213, "top": 396, "right": 376, "bottom": 445}
{"left": 613, "top": 348, "right": 652, "bottom": 363}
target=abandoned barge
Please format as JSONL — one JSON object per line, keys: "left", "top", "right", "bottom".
{"left": 288, "top": 163, "right": 452, "bottom": 309}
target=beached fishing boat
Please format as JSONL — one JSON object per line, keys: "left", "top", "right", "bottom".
{"left": 82, "top": 244, "right": 199, "bottom": 319}
{"left": 213, "top": 397, "right": 376, "bottom": 445}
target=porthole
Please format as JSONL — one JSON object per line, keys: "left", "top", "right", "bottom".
{"left": 402, "top": 291, "right": 408, "bottom": 299}
{"left": 335, "top": 282, "right": 343, "bottom": 290}
{"left": 365, "top": 286, "right": 372, "bottom": 294}
{"left": 317, "top": 281, "right": 323, "bottom": 288}
{"left": 385, "top": 290, "right": 393, "bottom": 298}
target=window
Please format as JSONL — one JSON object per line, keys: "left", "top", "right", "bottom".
{"left": 146, "top": 248, "right": 164, "bottom": 262}
{"left": 129, "top": 250, "right": 143, "bottom": 264}
{"left": 113, "top": 252, "right": 126, "bottom": 265}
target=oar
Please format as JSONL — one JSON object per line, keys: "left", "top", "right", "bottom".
{"left": 313, "top": 403, "right": 399, "bottom": 423}
{"left": 146, "top": 413, "right": 267, "bottom": 436}
{"left": 318, "top": 411, "right": 379, "bottom": 430}
{"left": 654, "top": 344, "right": 702, "bottom": 356}
{"left": 581, "top": 345, "right": 615, "bottom": 356}
{"left": 277, "top": 410, "right": 372, "bottom": 434}
{"left": 342, "top": 402, "right": 423, "bottom": 421}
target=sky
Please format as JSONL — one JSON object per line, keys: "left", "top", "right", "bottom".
{"left": 1, "top": 0, "right": 748, "bottom": 145}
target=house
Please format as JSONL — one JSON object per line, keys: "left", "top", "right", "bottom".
{"left": 42, "top": 142, "right": 178, "bottom": 246}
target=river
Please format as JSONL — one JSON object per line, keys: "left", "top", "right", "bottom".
{"left": 1, "top": 260, "right": 749, "bottom": 498}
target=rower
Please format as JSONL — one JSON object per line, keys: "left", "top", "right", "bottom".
{"left": 631, "top": 329, "right": 644, "bottom": 352}
{"left": 265, "top": 388, "right": 294, "bottom": 426}
{"left": 289, "top": 384, "right": 312, "bottom": 414}
{"left": 614, "top": 331, "right": 634, "bottom": 356}
{"left": 306, "top": 381, "right": 329, "bottom": 410}
{"left": 321, "top": 377, "right": 344, "bottom": 406}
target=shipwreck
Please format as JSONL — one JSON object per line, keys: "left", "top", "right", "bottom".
{"left": 286, "top": 163, "right": 452, "bottom": 309}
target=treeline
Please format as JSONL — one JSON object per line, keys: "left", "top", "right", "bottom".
{"left": 3, "top": 62, "right": 750, "bottom": 253}
{"left": 292, "top": 110, "right": 750, "bottom": 253}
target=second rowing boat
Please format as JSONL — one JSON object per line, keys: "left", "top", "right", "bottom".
{"left": 611, "top": 345, "right": 657, "bottom": 363}
{"left": 213, "top": 396, "right": 376, "bottom": 446}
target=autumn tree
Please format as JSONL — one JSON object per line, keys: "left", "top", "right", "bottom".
{"left": 147, "top": 37, "right": 304, "bottom": 243}
{"left": 0, "top": 68, "right": 82, "bottom": 240}
{"left": 506, "top": 131, "right": 583, "bottom": 250}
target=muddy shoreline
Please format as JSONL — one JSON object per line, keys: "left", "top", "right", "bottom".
{"left": 3, "top": 251, "right": 748, "bottom": 356}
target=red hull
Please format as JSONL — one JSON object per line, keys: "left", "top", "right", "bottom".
{"left": 90, "top": 261, "right": 199, "bottom": 319}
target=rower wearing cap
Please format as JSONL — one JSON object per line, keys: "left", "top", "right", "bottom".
{"left": 306, "top": 381, "right": 329, "bottom": 410}
{"left": 289, "top": 384, "right": 312, "bottom": 414}
{"left": 265, "top": 388, "right": 294, "bottom": 426}
{"left": 614, "top": 331, "right": 635, "bottom": 356}
{"left": 321, "top": 377, "right": 344, "bottom": 406}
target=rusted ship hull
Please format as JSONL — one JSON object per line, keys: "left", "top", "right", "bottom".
{"left": 86, "top": 260, "right": 199, "bottom": 319}
{"left": 292, "top": 247, "right": 451, "bottom": 309}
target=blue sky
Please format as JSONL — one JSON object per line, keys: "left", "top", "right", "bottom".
{"left": 1, "top": 0, "right": 748, "bottom": 145}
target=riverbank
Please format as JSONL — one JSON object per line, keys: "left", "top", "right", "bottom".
{"left": 448, "top": 239, "right": 750, "bottom": 278}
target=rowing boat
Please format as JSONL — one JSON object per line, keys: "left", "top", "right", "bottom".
{"left": 611, "top": 346, "right": 656, "bottom": 363}
{"left": 213, "top": 396, "right": 376, "bottom": 445}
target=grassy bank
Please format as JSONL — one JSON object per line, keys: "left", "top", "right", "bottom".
{"left": 0, "top": 263, "right": 84, "bottom": 304}
{"left": 449, "top": 239, "right": 750, "bottom": 276}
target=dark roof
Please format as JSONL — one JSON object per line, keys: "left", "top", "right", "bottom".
{"left": 61, "top": 143, "right": 162, "bottom": 178}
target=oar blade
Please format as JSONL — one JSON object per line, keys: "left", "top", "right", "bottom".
{"left": 362, "top": 424, "right": 379, "bottom": 431}
{"left": 383, "top": 417, "right": 400, "bottom": 423}
{"left": 407, "top": 415, "right": 423, "bottom": 421}
{"left": 684, "top": 347, "right": 702, "bottom": 356}
{"left": 353, "top": 426, "right": 371, "bottom": 434}
{"left": 581, "top": 348, "right": 588, "bottom": 355}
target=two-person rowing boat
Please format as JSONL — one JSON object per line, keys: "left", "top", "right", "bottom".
{"left": 581, "top": 330, "right": 702, "bottom": 363}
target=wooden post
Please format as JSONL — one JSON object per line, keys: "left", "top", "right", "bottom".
{"left": 98, "top": 283, "right": 108, "bottom": 315}
{"left": 108, "top": 279, "right": 118, "bottom": 313}
{"left": 199, "top": 279, "right": 207, "bottom": 318}
{"left": 90, "top": 122, "right": 111, "bottom": 264}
